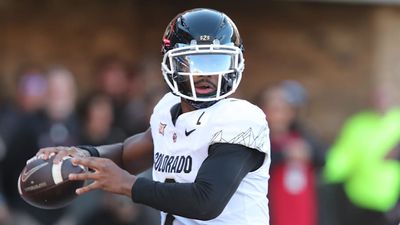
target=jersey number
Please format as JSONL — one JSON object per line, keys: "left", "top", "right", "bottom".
{"left": 164, "top": 178, "right": 176, "bottom": 225}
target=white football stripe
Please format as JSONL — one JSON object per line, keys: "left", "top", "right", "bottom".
{"left": 52, "top": 161, "right": 63, "bottom": 184}
{"left": 51, "top": 156, "right": 72, "bottom": 184}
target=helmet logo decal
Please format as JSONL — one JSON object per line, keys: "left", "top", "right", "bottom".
{"left": 199, "top": 35, "right": 210, "bottom": 41}
{"left": 163, "top": 38, "right": 171, "bottom": 47}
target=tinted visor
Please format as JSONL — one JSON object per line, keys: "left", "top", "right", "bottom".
{"left": 172, "top": 54, "right": 234, "bottom": 74}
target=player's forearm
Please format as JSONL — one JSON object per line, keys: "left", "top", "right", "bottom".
{"left": 121, "top": 129, "right": 154, "bottom": 174}
{"left": 82, "top": 128, "right": 153, "bottom": 174}
{"left": 132, "top": 178, "right": 222, "bottom": 220}
{"left": 96, "top": 143, "right": 124, "bottom": 167}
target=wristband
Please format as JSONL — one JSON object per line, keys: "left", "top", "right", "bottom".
{"left": 76, "top": 145, "right": 100, "bottom": 157}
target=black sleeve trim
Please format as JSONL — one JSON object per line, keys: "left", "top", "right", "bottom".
{"left": 76, "top": 145, "right": 100, "bottom": 157}
{"left": 131, "top": 143, "right": 265, "bottom": 220}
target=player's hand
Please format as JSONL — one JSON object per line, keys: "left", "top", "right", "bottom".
{"left": 35, "top": 146, "right": 90, "bottom": 164}
{"left": 69, "top": 157, "right": 136, "bottom": 197}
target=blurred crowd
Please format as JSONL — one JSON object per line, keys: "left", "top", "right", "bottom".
{"left": 0, "top": 57, "right": 399, "bottom": 225}
{"left": 257, "top": 80, "right": 400, "bottom": 225}
{"left": 0, "top": 57, "right": 166, "bottom": 225}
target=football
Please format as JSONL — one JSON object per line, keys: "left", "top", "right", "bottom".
{"left": 17, "top": 155, "right": 87, "bottom": 209}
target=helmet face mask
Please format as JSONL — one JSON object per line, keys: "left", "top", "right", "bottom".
{"left": 161, "top": 43, "right": 244, "bottom": 102}
{"left": 161, "top": 8, "right": 245, "bottom": 106}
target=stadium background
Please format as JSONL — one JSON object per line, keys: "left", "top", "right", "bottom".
{"left": 1, "top": 0, "right": 400, "bottom": 143}
{"left": 1, "top": 1, "right": 400, "bottom": 224}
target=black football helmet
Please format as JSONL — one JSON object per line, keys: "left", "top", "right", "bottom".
{"left": 161, "top": 8, "right": 244, "bottom": 107}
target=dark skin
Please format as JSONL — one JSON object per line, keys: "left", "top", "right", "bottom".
{"left": 36, "top": 75, "right": 217, "bottom": 198}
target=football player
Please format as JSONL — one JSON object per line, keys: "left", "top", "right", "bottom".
{"left": 37, "top": 8, "right": 271, "bottom": 225}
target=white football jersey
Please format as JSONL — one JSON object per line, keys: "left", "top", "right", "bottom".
{"left": 150, "top": 93, "right": 271, "bottom": 225}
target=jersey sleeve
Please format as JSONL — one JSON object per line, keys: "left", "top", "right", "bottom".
{"left": 209, "top": 99, "right": 270, "bottom": 154}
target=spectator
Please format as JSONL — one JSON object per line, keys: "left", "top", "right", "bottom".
{"left": 79, "top": 94, "right": 126, "bottom": 145}
{"left": 3, "top": 66, "right": 81, "bottom": 225}
{"left": 2, "top": 65, "right": 48, "bottom": 148}
{"left": 257, "top": 81, "right": 325, "bottom": 225}
{"left": 121, "top": 63, "right": 150, "bottom": 135}
{"left": 323, "top": 83, "right": 400, "bottom": 225}
{"left": 0, "top": 66, "right": 48, "bottom": 225}
{"left": 15, "top": 65, "right": 48, "bottom": 115}
{"left": 93, "top": 56, "right": 130, "bottom": 134}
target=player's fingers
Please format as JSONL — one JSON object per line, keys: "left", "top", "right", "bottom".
{"left": 68, "top": 171, "right": 97, "bottom": 181}
{"left": 53, "top": 147, "right": 73, "bottom": 164}
{"left": 70, "top": 157, "right": 101, "bottom": 170}
{"left": 75, "top": 181, "right": 100, "bottom": 195}
{"left": 36, "top": 147, "right": 58, "bottom": 160}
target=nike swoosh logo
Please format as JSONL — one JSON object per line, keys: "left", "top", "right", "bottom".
{"left": 21, "top": 162, "right": 49, "bottom": 182}
{"left": 185, "top": 129, "right": 196, "bottom": 136}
